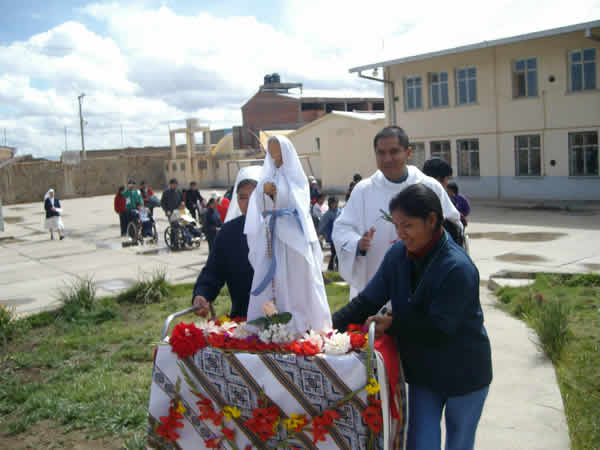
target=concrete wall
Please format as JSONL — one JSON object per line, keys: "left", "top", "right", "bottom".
{"left": 0, "top": 156, "right": 167, "bottom": 205}
{"left": 0, "top": 146, "right": 15, "bottom": 163}
{"left": 289, "top": 114, "right": 385, "bottom": 192}
{"left": 384, "top": 28, "right": 600, "bottom": 200}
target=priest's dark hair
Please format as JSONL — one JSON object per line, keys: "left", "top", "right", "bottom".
{"left": 373, "top": 126, "right": 410, "bottom": 150}
{"left": 389, "top": 184, "right": 443, "bottom": 229}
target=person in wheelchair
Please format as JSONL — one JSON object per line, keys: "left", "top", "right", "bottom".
{"left": 173, "top": 201, "right": 203, "bottom": 244}
{"left": 135, "top": 203, "right": 155, "bottom": 238}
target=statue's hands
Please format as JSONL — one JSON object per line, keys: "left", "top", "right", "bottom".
{"left": 264, "top": 182, "right": 277, "bottom": 198}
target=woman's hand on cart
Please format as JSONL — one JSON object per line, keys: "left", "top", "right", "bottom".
{"left": 365, "top": 314, "right": 393, "bottom": 340}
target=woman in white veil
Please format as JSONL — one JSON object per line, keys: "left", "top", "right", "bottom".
{"left": 43, "top": 188, "right": 65, "bottom": 240}
{"left": 245, "top": 136, "right": 331, "bottom": 336}
{"left": 224, "top": 165, "right": 263, "bottom": 223}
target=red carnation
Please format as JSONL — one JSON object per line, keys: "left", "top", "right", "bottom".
{"left": 223, "top": 426, "right": 235, "bottom": 441}
{"left": 347, "top": 324, "right": 362, "bottom": 332}
{"left": 205, "top": 437, "right": 221, "bottom": 448}
{"left": 362, "top": 404, "right": 383, "bottom": 433}
{"left": 350, "top": 333, "right": 367, "bottom": 349}
{"left": 170, "top": 322, "right": 206, "bottom": 359}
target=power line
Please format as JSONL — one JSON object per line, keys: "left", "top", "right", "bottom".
{"left": 78, "top": 93, "right": 86, "bottom": 159}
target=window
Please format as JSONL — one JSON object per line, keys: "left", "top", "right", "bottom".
{"left": 515, "top": 135, "right": 541, "bottom": 176}
{"left": 429, "top": 72, "right": 449, "bottom": 107}
{"left": 180, "top": 162, "right": 185, "bottom": 171}
{"left": 315, "top": 137, "right": 321, "bottom": 151}
{"left": 513, "top": 58, "right": 538, "bottom": 98}
{"left": 404, "top": 76, "right": 422, "bottom": 110}
{"left": 172, "top": 162, "right": 177, "bottom": 171}
{"left": 569, "top": 131, "right": 598, "bottom": 176}
{"left": 457, "top": 139, "right": 480, "bottom": 176}
{"left": 456, "top": 67, "right": 477, "bottom": 104}
{"left": 408, "top": 142, "right": 426, "bottom": 168}
{"left": 570, "top": 49, "right": 596, "bottom": 91}
{"left": 198, "top": 160, "right": 208, "bottom": 170}
{"left": 430, "top": 141, "right": 451, "bottom": 165}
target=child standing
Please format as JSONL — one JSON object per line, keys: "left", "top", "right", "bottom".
{"left": 447, "top": 181, "right": 471, "bottom": 227}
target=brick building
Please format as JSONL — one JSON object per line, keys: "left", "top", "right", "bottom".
{"left": 240, "top": 74, "right": 383, "bottom": 147}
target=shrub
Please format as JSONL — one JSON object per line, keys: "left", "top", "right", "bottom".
{"left": 117, "top": 269, "right": 171, "bottom": 305}
{"left": 0, "top": 304, "right": 16, "bottom": 346}
{"left": 56, "top": 277, "right": 97, "bottom": 321}
{"left": 527, "top": 298, "right": 571, "bottom": 363}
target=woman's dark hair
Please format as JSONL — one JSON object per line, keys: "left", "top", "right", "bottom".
{"left": 373, "top": 126, "right": 410, "bottom": 150}
{"left": 237, "top": 179, "right": 257, "bottom": 192}
{"left": 447, "top": 181, "right": 459, "bottom": 194}
{"left": 118, "top": 185, "right": 125, "bottom": 193}
{"left": 389, "top": 184, "right": 443, "bottom": 229}
{"left": 207, "top": 198, "right": 216, "bottom": 207}
{"left": 422, "top": 158, "right": 453, "bottom": 180}
{"left": 328, "top": 196, "right": 338, "bottom": 207}
{"left": 353, "top": 173, "right": 362, "bottom": 183}
{"left": 169, "top": 178, "right": 178, "bottom": 185}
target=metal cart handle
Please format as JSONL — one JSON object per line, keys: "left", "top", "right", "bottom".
{"left": 161, "top": 303, "right": 216, "bottom": 341}
{"left": 368, "top": 320, "right": 376, "bottom": 354}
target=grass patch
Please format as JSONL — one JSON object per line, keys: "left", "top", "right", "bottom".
{"left": 0, "top": 273, "right": 349, "bottom": 447}
{"left": 116, "top": 269, "right": 171, "bottom": 305}
{"left": 496, "top": 273, "right": 600, "bottom": 450}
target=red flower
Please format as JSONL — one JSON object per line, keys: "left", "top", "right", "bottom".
{"left": 350, "top": 333, "right": 366, "bottom": 349}
{"left": 223, "top": 426, "right": 236, "bottom": 441}
{"left": 170, "top": 322, "right": 207, "bottom": 358}
{"left": 244, "top": 406, "right": 279, "bottom": 441}
{"left": 311, "top": 410, "right": 340, "bottom": 444}
{"left": 156, "top": 404, "right": 185, "bottom": 441}
{"left": 361, "top": 404, "right": 383, "bottom": 433}
{"left": 284, "top": 340, "right": 320, "bottom": 356}
{"left": 207, "top": 332, "right": 226, "bottom": 348}
{"left": 205, "top": 437, "right": 221, "bottom": 448}
{"left": 347, "top": 324, "right": 362, "bottom": 332}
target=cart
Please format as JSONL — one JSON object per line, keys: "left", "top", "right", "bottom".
{"left": 146, "top": 307, "right": 407, "bottom": 449}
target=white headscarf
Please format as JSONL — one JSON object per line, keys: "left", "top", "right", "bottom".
{"left": 224, "top": 165, "right": 262, "bottom": 223}
{"left": 44, "top": 189, "right": 55, "bottom": 202}
{"left": 245, "top": 135, "right": 317, "bottom": 245}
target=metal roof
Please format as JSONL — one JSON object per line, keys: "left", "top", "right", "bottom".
{"left": 349, "top": 20, "right": 600, "bottom": 73}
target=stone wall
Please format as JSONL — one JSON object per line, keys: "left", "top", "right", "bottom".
{"left": 0, "top": 155, "right": 167, "bottom": 205}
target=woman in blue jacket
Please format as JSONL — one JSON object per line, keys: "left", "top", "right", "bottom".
{"left": 43, "top": 188, "right": 65, "bottom": 240}
{"left": 332, "top": 184, "right": 492, "bottom": 450}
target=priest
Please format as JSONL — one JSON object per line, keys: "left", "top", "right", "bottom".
{"left": 333, "top": 126, "right": 462, "bottom": 298}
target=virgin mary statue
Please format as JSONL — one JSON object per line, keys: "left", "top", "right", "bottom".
{"left": 244, "top": 135, "right": 332, "bottom": 336}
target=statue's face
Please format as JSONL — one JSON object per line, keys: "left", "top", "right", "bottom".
{"left": 268, "top": 139, "right": 283, "bottom": 168}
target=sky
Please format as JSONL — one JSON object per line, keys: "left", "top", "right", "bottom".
{"left": 0, "top": 0, "right": 599, "bottom": 158}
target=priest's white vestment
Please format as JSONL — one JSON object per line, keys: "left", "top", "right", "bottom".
{"left": 332, "top": 166, "right": 462, "bottom": 299}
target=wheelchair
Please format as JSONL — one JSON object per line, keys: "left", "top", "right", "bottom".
{"left": 126, "top": 211, "right": 158, "bottom": 245}
{"left": 164, "top": 221, "right": 203, "bottom": 251}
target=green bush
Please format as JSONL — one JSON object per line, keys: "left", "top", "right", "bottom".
{"left": 0, "top": 304, "right": 16, "bottom": 346}
{"left": 527, "top": 298, "right": 571, "bottom": 363}
{"left": 57, "top": 277, "right": 97, "bottom": 321}
{"left": 117, "top": 269, "right": 171, "bottom": 305}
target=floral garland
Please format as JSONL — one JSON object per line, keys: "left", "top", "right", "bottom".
{"left": 160, "top": 319, "right": 383, "bottom": 449}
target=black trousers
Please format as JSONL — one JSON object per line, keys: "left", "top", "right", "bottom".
{"left": 119, "top": 212, "right": 128, "bottom": 236}
{"left": 327, "top": 241, "right": 338, "bottom": 272}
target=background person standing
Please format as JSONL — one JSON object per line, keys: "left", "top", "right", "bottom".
{"left": 43, "top": 188, "right": 65, "bottom": 240}
{"left": 114, "top": 186, "right": 127, "bottom": 237}
{"left": 161, "top": 178, "right": 183, "bottom": 221}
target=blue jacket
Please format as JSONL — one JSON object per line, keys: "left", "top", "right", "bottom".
{"left": 193, "top": 215, "right": 253, "bottom": 318}
{"left": 333, "top": 231, "right": 492, "bottom": 397}
{"left": 44, "top": 198, "right": 61, "bottom": 219}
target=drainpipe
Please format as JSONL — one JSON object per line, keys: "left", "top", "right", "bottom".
{"left": 357, "top": 70, "right": 396, "bottom": 125}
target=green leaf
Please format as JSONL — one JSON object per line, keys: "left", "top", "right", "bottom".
{"left": 247, "top": 317, "right": 270, "bottom": 328}
{"left": 270, "top": 312, "right": 292, "bottom": 325}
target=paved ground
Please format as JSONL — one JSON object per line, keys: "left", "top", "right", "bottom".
{"left": 2, "top": 193, "right": 598, "bottom": 449}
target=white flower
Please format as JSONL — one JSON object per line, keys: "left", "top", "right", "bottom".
{"left": 271, "top": 324, "right": 294, "bottom": 344}
{"left": 323, "top": 332, "right": 351, "bottom": 355}
{"left": 232, "top": 322, "right": 253, "bottom": 339}
{"left": 303, "top": 330, "right": 324, "bottom": 350}
{"left": 203, "top": 320, "right": 223, "bottom": 335}
{"left": 258, "top": 328, "right": 273, "bottom": 343}
{"left": 262, "top": 301, "right": 278, "bottom": 317}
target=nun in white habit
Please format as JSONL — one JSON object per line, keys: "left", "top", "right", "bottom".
{"left": 224, "top": 165, "right": 263, "bottom": 223}
{"left": 244, "top": 135, "right": 331, "bottom": 336}
{"left": 43, "top": 188, "right": 65, "bottom": 240}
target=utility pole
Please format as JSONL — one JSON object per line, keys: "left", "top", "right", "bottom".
{"left": 64, "top": 126, "right": 68, "bottom": 151}
{"left": 3, "top": 128, "right": 6, "bottom": 146}
{"left": 78, "top": 93, "right": 86, "bottom": 159}
{"left": 120, "top": 123, "right": 124, "bottom": 148}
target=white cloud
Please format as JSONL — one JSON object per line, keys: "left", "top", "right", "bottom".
{"left": 1, "top": 0, "right": 598, "bottom": 157}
